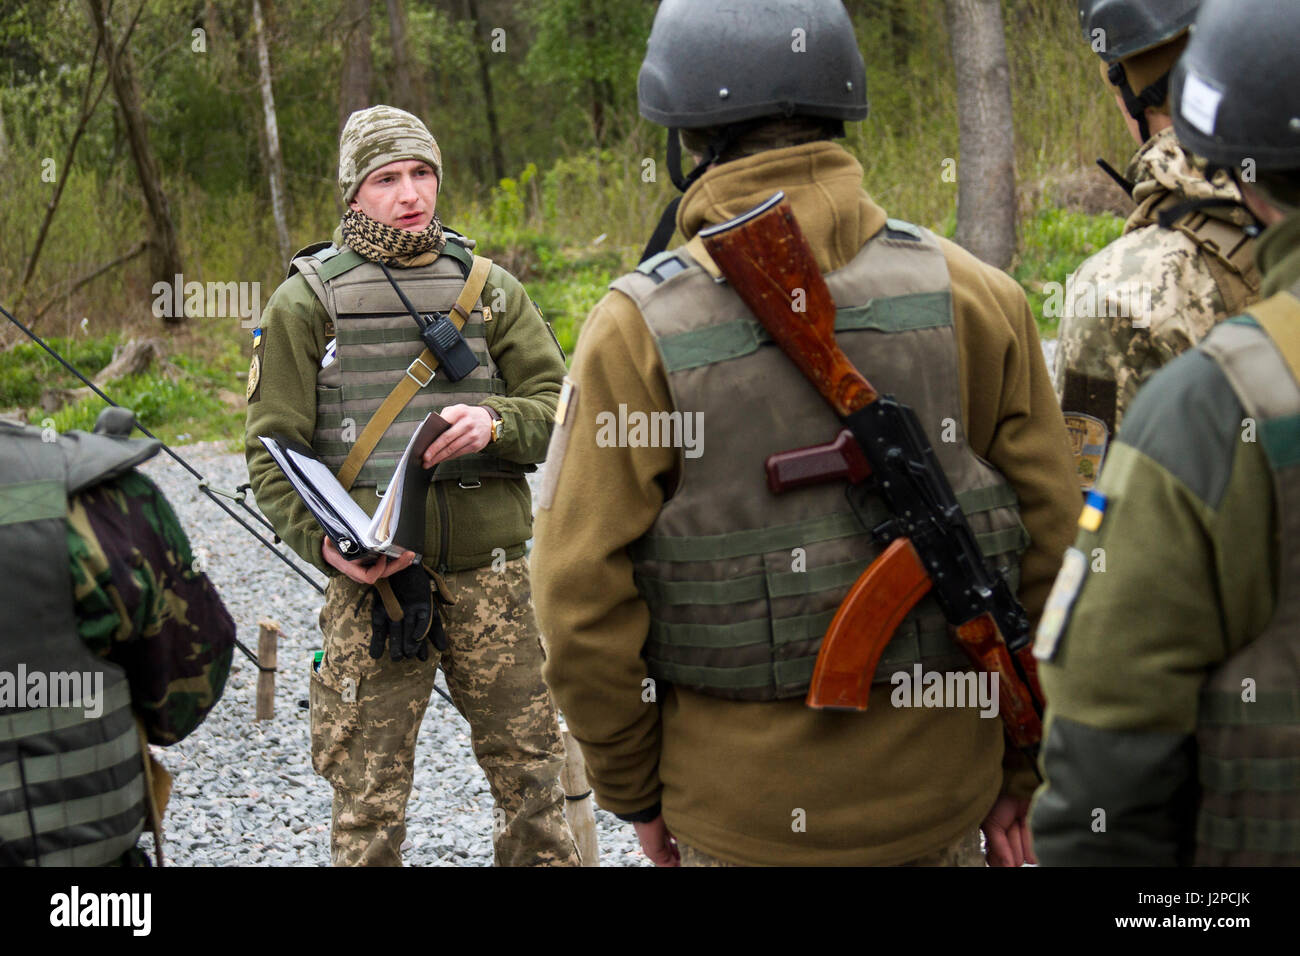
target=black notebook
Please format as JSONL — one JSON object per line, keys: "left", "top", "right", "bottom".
{"left": 259, "top": 411, "right": 451, "bottom": 561}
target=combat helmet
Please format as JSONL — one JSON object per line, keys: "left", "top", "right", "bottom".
{"left": 635, "top": 0, "right": 867, "bottom": 262}
{"left": 1078, "top": 0, "right": 1200, "bottom": 143}
{"left": 1171, "top": 0, "right": 1300, "bottom": 208}
{"left": 638, "top": 0, "right": 867, "bottom": 129}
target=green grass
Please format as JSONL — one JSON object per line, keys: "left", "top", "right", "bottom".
{"left": 1012, "top": 208, "right": 1126, "bottom": 338}
{"left": 0, "top": 334, "right": 122, "bottom": 407}
{"left": 2, "top": 326, "right": 248, "bottom": 446}
{"left": 3, "top": 202, "right": 1119, "bottom": 448}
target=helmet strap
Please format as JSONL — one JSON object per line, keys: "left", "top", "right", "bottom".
{"left": 1108, "top": 61, "right": 1171, "bottom": 145}
{"left": 639, "top": 125, "right": 743, "bottom": 263}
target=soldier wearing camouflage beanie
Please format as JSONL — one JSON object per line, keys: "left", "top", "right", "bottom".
{"left": 338, "top": 105, "right": 443, "bottom": 204}
{"left": 246, "top": 105, "right": 579, "bottom": 867}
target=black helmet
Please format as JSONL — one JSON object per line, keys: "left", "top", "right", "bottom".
{"left": 637, "top": 0, "right": 868, "bottom": 129}
{"left": 1077, "top": 0, "right": 1200, "bottom": 63}
{"left": 1172, "top": 0, "right": 1300, "bottom": 173}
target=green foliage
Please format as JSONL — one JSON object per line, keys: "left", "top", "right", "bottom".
{"left": 0, "top": 0, "right": 1148, "bottom": 432}
{"left": 1, "top": 328, "right": 246, "bottom": 445}
{"left": 47, "top": 369, "right": 235, "bottom": 442}
{"left": 0, "top": 333, "right": 121, "bottom": 408}
{"left": 1013, "top": 208, "right": 1126, "bottom": 335}
{"left": 520, "top": 0, "right": 652, "bottom": 143}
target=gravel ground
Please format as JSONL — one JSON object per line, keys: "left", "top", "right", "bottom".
{"left": 135, "top": 340, "right": 1056, "bottom": 868}
{"left": 136, "top": 445, "right": 649, "bottom": 867}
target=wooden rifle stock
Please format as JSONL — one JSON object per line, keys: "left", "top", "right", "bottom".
{"left": 702, "top": 193, "right": 1044, "bottom": 758}
{"left": 698, "top": 194, "right": 876, "bottom": 417}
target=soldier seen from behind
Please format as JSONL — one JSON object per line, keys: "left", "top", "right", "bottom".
{"left": 532, "top": 0, "right": 1080, "bottom": 867}
{"left": 0, "top": 408, "right": 235, "bottom": 866}
{"left": 1032, "top": 0, "right": 1300, "bottom": 865}
{"left": 1054, "top": 0, "right": 1261, "bottom": 489}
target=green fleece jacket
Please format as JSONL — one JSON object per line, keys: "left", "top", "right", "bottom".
{"left": 1031, "top": 209, "right": 1300, "bottom": 865}
{"left": 244, "top": 240, "right": 566, "bottom": 575}
{"left": 532, "top": 142, "right": 1080, "bottom": 866}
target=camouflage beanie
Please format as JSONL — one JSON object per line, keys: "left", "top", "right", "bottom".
{"left": 338, "top": 105, "right": 443, "bottom": 204}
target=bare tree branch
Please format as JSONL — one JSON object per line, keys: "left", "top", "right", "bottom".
{"left": 15, "top": 32, "right": 112, "bottom": 308}
{"left": 30, "top": 240, "right": 150, "bottom": 327}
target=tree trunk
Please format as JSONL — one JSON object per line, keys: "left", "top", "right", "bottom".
{"left": 339, "top": 0, "right": 373, "bottom": 133}
{"left": 463, "top": 0, "right": 506, "bottom": 183}
{"left": 943, "top": 0, "right": 1017, "bottom": 269}
{"left": 17, "top": 30, "right": 115, "bottom": 309}
{"left": 252, "top": 0, "right": 291, "bottom": 266}
{"left": 385, "top": 0, "right": 425, "bottom": 118}
{"left": 86, "top": 0, "right": 185, "bottom": 316}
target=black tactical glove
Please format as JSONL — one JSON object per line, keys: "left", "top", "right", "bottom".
{"left": 369, "top": 565, "right": 444, "bottom": 662}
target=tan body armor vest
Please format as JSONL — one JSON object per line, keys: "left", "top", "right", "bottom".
{"left": 1193, "top": 294, "right": 1300, "bottom": 865}
{"left": 613, "top": 221, "right": 1029, "bottom": 701}
{"left": 1134, "top": 193, "right": 1262, "bottom": 318}
{"left": 290, "top": 239, "right": 529, "bottom": 489}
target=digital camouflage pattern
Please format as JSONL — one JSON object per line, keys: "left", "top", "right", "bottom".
{"left": 67, "top": 471, "right": 236, "bottom": 745}
{"left": 1052, "top": 128, "right": 1260, "bottom": 450}
{"left": 338, "top": 105, "right": 442, "bottom": 203}
{"left": 310, "top": 556, "right": 579, "bottom": 867}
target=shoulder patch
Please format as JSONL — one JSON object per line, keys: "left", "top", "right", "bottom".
{"left": 1034, "top": 546, "right": 1088, "bottom": 662}
{"left": 246, "top": 354, "right": 262, "bottom": 403}
{"left": 1063, "top": 412, "right": 1110, "bottom": 490}
{"left": 538, "top": 377, "right": 578, "bottom": 510}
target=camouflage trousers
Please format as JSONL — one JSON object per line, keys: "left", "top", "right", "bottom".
{"left": 678, "top": 827, "right": 985, "bottom": 866}
{"left": 309, "top": 556, "right": 579, "bottom": 867}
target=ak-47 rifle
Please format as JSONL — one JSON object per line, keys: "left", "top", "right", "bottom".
{"left": 699, "top": 193, "right": 1044, "bottom": 761}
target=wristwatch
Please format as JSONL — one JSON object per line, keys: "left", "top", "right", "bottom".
{"left": 484, "top": 405, "right": 504, "bottom": 443}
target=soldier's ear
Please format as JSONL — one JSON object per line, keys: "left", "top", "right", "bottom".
{"left": 348, "top": 198, "right": 362, "bottom": 213}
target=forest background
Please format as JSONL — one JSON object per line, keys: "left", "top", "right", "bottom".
{"left": 0, "top": 0, "right": 1135, "bottom": 443}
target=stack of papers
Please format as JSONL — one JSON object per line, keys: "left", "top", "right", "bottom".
{"left": 259, "top": 411, "right": 450, "bottom": 560}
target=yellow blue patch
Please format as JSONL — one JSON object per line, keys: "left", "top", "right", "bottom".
{"left": 1078, "top": 489, "right": 1108, "bottom": 533}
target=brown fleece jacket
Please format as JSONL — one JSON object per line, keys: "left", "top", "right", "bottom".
{"left": 531, "top": 141, "right": 1078, "bottom": 865}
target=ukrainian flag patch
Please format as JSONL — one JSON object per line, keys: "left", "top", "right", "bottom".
{"left": 1078, "top": 489, "right": 1107, "bottom": 533}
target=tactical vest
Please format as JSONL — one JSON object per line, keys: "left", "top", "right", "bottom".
{"left": 0, "top": 424, "right": 156, "bottom": 865}
{"left": 1134, "top": 192, "right": 1262, "bottom": 318}
{"left": 615, "top": 221, "right": 1029, "bottom": 701}
{"left": 1192, "top": 290, "right": 1300, "bottom": 865}
{"left": 290, "top": 237, "right": 531, "bottom": 489}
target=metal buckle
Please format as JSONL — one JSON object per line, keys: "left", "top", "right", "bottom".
{"left": 458, "top": 477, "right": 482, "bottom": 490}
{"left": 405, "top": 356, "right": 436, "bottom": 388}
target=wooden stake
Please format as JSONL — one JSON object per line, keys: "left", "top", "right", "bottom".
{"left": 559, "top": 724, "right": 599, "bottom": 866}
{"left": 255, "top": 620, "right": 279, "bottom": 721}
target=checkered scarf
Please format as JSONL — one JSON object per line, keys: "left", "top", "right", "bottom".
{"left": 340, "top": 208, "right": 445, "bottom": 266}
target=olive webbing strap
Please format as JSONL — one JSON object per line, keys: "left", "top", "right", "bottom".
{"left": 335, "top": 255, "right": 494, "bottom": 493}
{"left": 1249, "top": 287, "right": 1300, "bottom": 388}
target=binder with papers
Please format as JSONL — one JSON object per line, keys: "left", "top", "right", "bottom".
{"left": 258, "top": 411, "right": 451, "bottom": 561}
